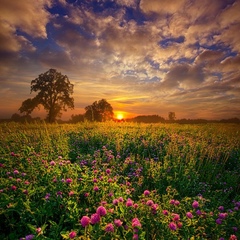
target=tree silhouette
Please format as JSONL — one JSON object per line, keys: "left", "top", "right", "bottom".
{"left": 19, "top": 69, "right": 74, "bottom": 123}
{"left": 168, "top": 112, "right": 176, "bottom": 121}
{"left": 85, "top": 99, "right": 114, "bottom": 122}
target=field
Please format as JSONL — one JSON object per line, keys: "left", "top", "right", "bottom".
{"left": 0, "top": 122, "right": 239, "bottom": 240}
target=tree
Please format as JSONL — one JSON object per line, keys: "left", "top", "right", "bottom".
{"left": 19, "top": 69, "right": 74, "bottom": 123}
{"left": 168, "top": 112, "right": 176, "bottom": 121}
{"left": 84, "top": 99, "right": 114, "bottom": 122}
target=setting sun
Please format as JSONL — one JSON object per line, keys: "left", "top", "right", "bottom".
{"left": 116, "top": 113, "right": 124, "bottom": 120}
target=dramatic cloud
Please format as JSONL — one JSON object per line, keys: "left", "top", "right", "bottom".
{"left": 0, "top": 0, "right": 239, "bottom": 120}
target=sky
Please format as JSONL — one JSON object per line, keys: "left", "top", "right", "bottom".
{"left": 0, "top": 0, "right": 240, "bottom": 120}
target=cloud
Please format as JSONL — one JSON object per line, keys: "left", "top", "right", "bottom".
{"left": 160, "top": 63, "right": 204, "bottom": 90}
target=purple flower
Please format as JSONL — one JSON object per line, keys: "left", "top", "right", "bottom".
{"left": 218, "top": 206, "right": 224, "bottom": 211}
{"left": 90, "top": 213, "right": 100, "bottom": 224}
{"left": 106, "top": 168, "right": 111, "bottom": 174}
{"left": 143, "top": 190, "right": 150, "bottom": 196}
{"left": 172, "top": 213, "right": 180, "bottom": 221}
{"left": 126, "top": 198, "right": 134, "bottom": 207}
{"left": 216, "top": 218, "right": 222, "bottom": 225}
{"left": 96, "top": 206, "right": 107, "bottom": 216}
{"left": 174, "top": 200, "right": 180, "bottom": 206}
{"left": 132, "top": 218, "right": 141, "bottom": 228}
{"left": 196, "top": 210, "right": 202, "bottom": 215}
{"left": 80, "top": 216, "right": 90, "bottom": 227}
{"left": 170, "top": 199, "right": 175, "bottom": 205}
{"left": 186, "top": 212, "right": 193, "bottom": 219}
{"left": 93, "top": 186, "right": 99, "bottom": 191}
{"left": 192, "top": 200, "right": 199, "bottom": 209}
{"left": 66, "top": 178, "right": 72, "bottom": 184}
{"left": 50, "top": 161, "right": 56, "bottom": 166}
{"left": 232, "top": 227, "right": 238, "bottom": 232}
{"left": 114, "top": 219, "right": 123, "bottom": 227}
{"left": 169, "top": 222, "right": 177, "bottom": 231}
{"left": 69, "top": 231, "right": 77, "bottom": 239}
{"left": 105, "top": 223, "right": 114, "bottom": 232}
{"left": 113, "top": 199, "right": 119, "bottom": 205}
{"left": 218, "top": 213, "right": 227, "bottom": 219}
{"left": 162, "top": 210, "right": 169, "bottom": 215}
{"left": 146, "top": 200, "right": 154, "bottom": 206}
{"left": 13, "top": 169, "right": 19, "bottom": 174}
{"left": 25, "top": 234, "right": 35, "bottom": 240}
{"left": 133, "top": 234, "right": 139, "bottom": 240}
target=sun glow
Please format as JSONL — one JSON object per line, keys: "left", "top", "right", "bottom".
{"left": 116, "top": 113, "right": 124, "bottom": 120}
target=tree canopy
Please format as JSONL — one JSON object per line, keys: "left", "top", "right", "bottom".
{"left": 85, "top": 99, "right": 114, "bottom": 122}
{"left": 19, "top": 69, "right": 74, "bottom": 123}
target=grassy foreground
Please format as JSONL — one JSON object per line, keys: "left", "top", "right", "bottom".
{"left": 0, "top": 122, "right": 239, "bottom": 239}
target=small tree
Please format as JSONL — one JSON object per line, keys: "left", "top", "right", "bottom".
{"left": 19, "top": 69, "right": 74, "bottom": 123}
{"left": 168, "top": 112, "right": 176, "bottom": 121}
{"left": 85, "top": 99, "right": 114, "bottom": 122}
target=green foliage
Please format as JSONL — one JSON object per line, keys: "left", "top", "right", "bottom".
{"left": 0, "top": 122, "right": 239, "bottom": 239}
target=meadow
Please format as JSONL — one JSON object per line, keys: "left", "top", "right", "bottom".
{"left": 0, "top": 122, "right": 239, "bottom": 240}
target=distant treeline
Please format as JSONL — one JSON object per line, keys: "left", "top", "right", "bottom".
{"left": 1, "top": 113, "right": 240, "bottom": 124}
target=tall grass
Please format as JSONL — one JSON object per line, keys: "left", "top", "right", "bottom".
{"left": 0, "top": 122, "right": 239, "bottom": 239}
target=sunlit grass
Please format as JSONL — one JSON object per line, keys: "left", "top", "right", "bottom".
{"left": 0, "top": 122, "right": 239, "bottom": 239}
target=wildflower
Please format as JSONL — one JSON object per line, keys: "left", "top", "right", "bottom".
{"left": 113, "top": 199, "right": 119, "bottom": 205}
{"left": 45, "top": 193, "right": 50, "bottom": 200}
{"left": 143, "top": 190, "right": 150, "bottom": 196}
{"left": 25, "top": 234, "right": 35, "bottom": 240}
{"left": 69, "top": 231, "right": 77, "bottom": 239}
{"left": 133, "top": 203, "right": 138, "bottom": 209}
{"left": 216, "top": 218, "right": 222, "bottom": 225}
{"left": 90, "top": 213, "right": 100, "bottom": 224}
{"left": 186, "top": 212, "right": 193, "bottom": 219}
{"left": 118, "top": 197, "right": 124, "bottom": 202}
{"left": 133, "top": 234, "right": 139, "bottom": 240}
{"left": 80, "top": 216, "right": 90, "bottom": 227}
{"left": 24, "top": 181, "right": 30, "bottom": 185}
{"left": 218, "top": 206, "right": 224, "bottom": 211}
{"left": 50, "top": 161, "right": 56, "bottom": 166}
{"left": 96, "top": 206, "right": 107, "bottom": 216}
{"left": 13, "top": 169, "right": 19, "bottom": 174}
{"left": 169, "top": 222, "right": 177, "bottom": 231}
{"left": 177, "top": 222, "right": 183, "bottom": 228}
{"left": 93, "top": 178, "right": 98, "bottom": 183}
{"left": 93, "top": 186, "right": 99, "bottom": 191}
{"left": 162, "top": 210, "right": 169, "bottom": 215}
{"left": 23, "top": 190, "right": 28, "bottom": 195}
{"left": 36, "top": 228, "right": 41, "bottom": 234}
{"left": 11, "top": 185, "right": 17, "bottom": 191}
{"left": 106, "top": 168, "right": 111, "bottom": 174}
{"left": 126, "top": 198, "right": 134, "bottom": 207}
{"left": 196, "top": 210, "right": 202, "bottom": 215}
{"left": 105, "top": 223, "right": 114, "bottom": 232}
{"left": 192, "top": 200, "right": 199, "bottom": 209}
{"left": 174, "top": 200, "right": 180, "bottom": 206}
{"left": 66, "top": 178, "right": 72, "bottom": 184}
{"left": 114, "top": 219, "right": 123, "bottom": 227}
{"left": 84, "top": 192, "right": 89, "bottom": 197}
{"left": 172, "top": 213, "right": 180, "bottom": 221}
{"left": 218, "top": 213, "right": 228, "bottom": 219}
{"left": 232, "top": 227, "right": 238, "bottom": 232}
{"left": 146, "top": 200, "right": 154, "bottom": 206}
{"left": 229, "top": 235, "right": 237, "bottom": 240}
{"left": 170, "top": 199, "right": 175, "bottom": 205}
{"left": 132, "top": 218, "right": 141, "bottom": 228}
{"left": 69, "top": 191, "right": 74, "bottom": 196}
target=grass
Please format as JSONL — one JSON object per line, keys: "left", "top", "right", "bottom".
{"left": 0, "top": 121, "right": 239, "bottom": 239}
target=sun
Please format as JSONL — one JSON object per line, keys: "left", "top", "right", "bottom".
{"left": 116, "top": 113, "right": 124, "bottom": 120}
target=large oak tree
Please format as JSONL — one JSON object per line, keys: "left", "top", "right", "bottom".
{"left": 19, "top": 69, "right": 74, "bottom": 123}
